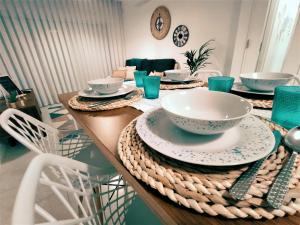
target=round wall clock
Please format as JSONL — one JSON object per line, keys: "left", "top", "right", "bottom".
{"left": 150, "top": 6, "right": 171, "bottom": 40}
{"left": 173, "top": 25, "right": 189, "bottom": 47}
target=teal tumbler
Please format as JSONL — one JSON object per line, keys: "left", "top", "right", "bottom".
{"left": 134, "top": 71, "right": 147, "bottom": 87}
{"left": 271, "top": 86, "right": 300, "bottom": 129}
{"left": 143, "top": 76, "right": 161, "bottom": 99}
{"left": 208, "top": 76, "right": 235, "bottom": 92}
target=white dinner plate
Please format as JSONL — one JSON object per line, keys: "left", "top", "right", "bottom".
{"left": 231, "top": 83, "right": 274, "bottom": 96}
{"left": 161, "top": 76, "right": 200, "bottom": 83}
{"left": 136, "top": 108, "right": 275, "bottom": 166}
{"left": 78, "top": 84, "right": 136, "bottom": 99}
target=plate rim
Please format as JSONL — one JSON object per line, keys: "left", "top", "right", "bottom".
{"left": 136, "top": 108, "right": 275, "bottom": 166}
{"left": 161, "top": 76, "right": 200, "bottom": 83}
{"left": 78, "top": 84, "right": 136, "bottom": 99}
{"left": 231, "top": 82, "right": 274, "bottom": 96}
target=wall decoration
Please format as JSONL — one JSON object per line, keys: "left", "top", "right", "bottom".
{"left": 173, "top": 25, "right": 189, "bottom": 47}
{"left": 150, "top": 6, "right": 171, "bottom": 40}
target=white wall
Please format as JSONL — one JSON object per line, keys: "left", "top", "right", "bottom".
{"left": 122, "top": 0, "right": 242, "bottom": 74}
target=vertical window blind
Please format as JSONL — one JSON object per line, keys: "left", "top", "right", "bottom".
{"left": 0, "top": 0, "right": 126, "bottom": 106}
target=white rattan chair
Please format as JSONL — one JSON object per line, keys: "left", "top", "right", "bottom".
{"left": 0, "top": 108, "right": 112, "bottom": 169}
{"left": 12, "top": 154, "right": 136, "bottom": 225}
{"left": 193, "top": 69, "right": 223, "bottom": 82}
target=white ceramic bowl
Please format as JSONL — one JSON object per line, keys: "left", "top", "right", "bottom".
{"left": 88, "top": 77, "right": 124, "bottom": 94}
{"left": 240, "top": 72, "right": 294, "bottom": 92}
{"left": 161, "top": 90, "right": 252, "bottom": 135}
{"left": 164, "top": 69, "right": 190, "bottom": 81}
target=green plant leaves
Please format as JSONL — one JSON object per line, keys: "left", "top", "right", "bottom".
{"left": 183, "top": 40, "right": 214, "bottom": 74}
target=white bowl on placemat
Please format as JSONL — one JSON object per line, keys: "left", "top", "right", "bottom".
{"left": 240, "top": 72, "right": 294, "bottom": 92}
{"left": 164, "top": 69, "right": 191, "bottom": 81}
{"left": 88, "top": 77, "right": 124, "bottom": 94}
{"left": 161, "top": 90, "right": 252, "bottom": 135}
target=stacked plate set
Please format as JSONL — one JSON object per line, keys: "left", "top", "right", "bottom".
{"left": 69, "top": 77, "right": 141, "bottom": 111}
{"left": 79, "top": 77, "right": 136, "bottom": 100}
{"left": 232, "top": 72, "right": 297, "bottom": 99}
{"left": 135, "top": 89, "right": 273, "bottom": 166}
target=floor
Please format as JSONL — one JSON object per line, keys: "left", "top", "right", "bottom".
{"left": 0, "top": 104, "right": 66, "bottom": 225}
{"left": 0, "top": 104, "right": 162, "bottom": 225}
{"left": 0, "top": 143, "right": 36, "bottom": 225}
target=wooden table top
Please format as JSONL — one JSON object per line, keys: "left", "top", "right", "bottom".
{"left": 59, "top": 91, "right": 300, "bottom": 225}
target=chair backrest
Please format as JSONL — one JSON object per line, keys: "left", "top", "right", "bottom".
{"left": 0, "top": 108, "right": 59, "bottom": 154}
{"left": 193, "top": 69, "right": 223, "bottom": 82}
{"left": 12, "top": 154, "right": 135, "bottom": 225}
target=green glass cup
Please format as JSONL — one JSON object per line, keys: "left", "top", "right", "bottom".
{"left": 143, "top": 76, "right": 161, "bottom": 99}
{"left": 208, "top": 76, "right": 235, "bottom": 92}
{"left": 134, "top": 71, "right": 147, "bottom": 87}
{"left": 271, "top": 86, "right": 300, "bottom": 129}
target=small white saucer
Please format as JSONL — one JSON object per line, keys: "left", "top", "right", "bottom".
{"left": 78, "top": 85, "right": 135, "bottom": 99}
{"left": 136, "top": 108, "right": 275, "bottom": 166}
{"left": 231, "top": 83, "right": 274, "bottom": 96}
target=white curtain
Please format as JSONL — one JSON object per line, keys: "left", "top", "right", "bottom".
{"left": 256, "top": 0, "right": 300, "bottom": 72}
{"left": 0, "top": 0, "right": 126, "bottom": 106}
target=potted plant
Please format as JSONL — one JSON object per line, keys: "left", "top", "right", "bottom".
{"left": 183, "top": 40, "right": 214, "bottom": 75}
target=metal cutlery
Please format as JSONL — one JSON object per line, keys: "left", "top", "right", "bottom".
{"left": 266, "top": 126, "right": 300, "bottom": 209}
{"left": 87, "top": 91, "right": 136, "bottom": 108}
{"left": 229, "top": 130, "right": 282, "bottom": 200}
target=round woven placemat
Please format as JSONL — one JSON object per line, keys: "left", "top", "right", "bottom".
{"left": 68, "top": 89, "right": 143, "bottom": 111}
{"left": 247, "top": 99, "right": 273, "bottom": 109}
{"left": 118, "top": 117, "right": 300, "bottom": 219}
{"left": 160, "top": 80, "right": 205, "bottom": 90}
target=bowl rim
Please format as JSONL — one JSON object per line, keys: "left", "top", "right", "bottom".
{"left": 164, "top": 69, "right": 190, "bottom": 73}
{"left": 240, "top": 72, "right": 294, "bottom": 81}
{"left": 88, "top": 77, "right": 124, "bottom": 85}
{"left": 161, "top": 90, "right": 253, "bottom": 122}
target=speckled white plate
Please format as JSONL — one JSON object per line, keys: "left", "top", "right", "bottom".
{"left": 136, "top": 108, "right": 275, "bottom": 166}
{"left": 78, "top": 84, "right": 135, "bottom": 99}
{"left": 231, "top": 83, "right": 274, "bottom": 96}
{"left": 161, "top": 76, "right": 200, "bottom": 83}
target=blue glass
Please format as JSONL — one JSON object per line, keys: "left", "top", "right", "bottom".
{"left": 143, "top": 76, "right": 161, "bottom": 99}
{"left": 208, "top": 76, "right": 235, "bottom": 92}
{"left": 134, "top": 71, "right": 147, "bottom": 87}
{"left": 271, "top": 86, "right": 300, "bottom": 129}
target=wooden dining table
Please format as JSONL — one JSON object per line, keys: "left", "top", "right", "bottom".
{"left": 59, "top": 91, "right": 300, "bottom": 225}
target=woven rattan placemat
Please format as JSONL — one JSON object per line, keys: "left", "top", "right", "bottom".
{"left": 160, "top": 80, "right": 205, "bottom": 90}
{"left": 247, "top": 99, "right": 273, "bottom": 109}
{"left": 68, "top": 89, "right": 143, "bottom": 111}
{"left": 118, "top": 117, "right": 300, "bottom": 219}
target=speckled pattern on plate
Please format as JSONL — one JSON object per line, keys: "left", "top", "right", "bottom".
{"left": 231, "top": 83, "right": 274, "bottom": 96}
{"left": 136, "top": 108, "right": 275, "bottom": 166}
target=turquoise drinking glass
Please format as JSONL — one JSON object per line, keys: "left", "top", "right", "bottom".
{"left": 208, "top": 76, "right": 235, "bottom": 92}
{"left": 134, "top": 71, "right": 147, "bottom": 87}
{"left": 143, "top": 76, "right": 161, "bottom": 99}
{"left": 271, "top": 86, "right": 300, "bottom": 129}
